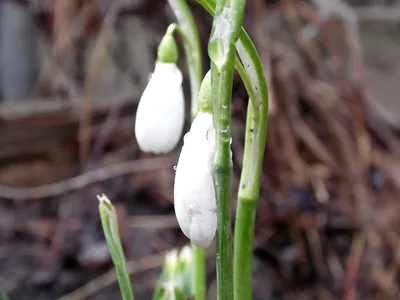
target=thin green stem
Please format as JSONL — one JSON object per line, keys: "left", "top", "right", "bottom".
{"left": 234, "top": 198, "right": 257, "bottom": 299}
{"left": 208, "top": 0, "right": 246, "bottom": 299}
{"left": 167, "top": 24, "right": 256, "bottom": 118}
{"left": 234, "top": 36, "right": 269, "bottom": 300}
{"left": 231, "top": 16, "right": 269, "bottom": 300}
{"left": 198, "top": 0, "right": 269, "bottom": 195}
{"left": 193, "top": 245, "right": 206, "bottom": 299}
{"left": 196, "top": 1, "right": 269, "bottom": 299}
{"left": 235, "top": 17, "right": 269, "bottom": 300}
{"left": 168, "top": 0, "right": 203, "bottom": 120}
{"left": 197, "top": 0, "right": 263, "bottom": 117}
{"left": 234, "top": 98, "right": 268, "bottom": 300}
{"left": 167, "top": 2, "right": 205, "bottom": 299}
{"left": 234, "top": 57, "right": 258, "bottom": 120}
{"left": 173, "top": 1, "right": 257, "bottom": 119}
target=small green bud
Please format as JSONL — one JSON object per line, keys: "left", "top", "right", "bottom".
{"left": 165, "top": 249, "right": 179, "bottom": 279}
{"left": 152, "top": 246, "right": 194, "bottom": 299}
{"left": 157, "top": 33, "right": 179, "bottom": 64}
{"left": 178, "top": 245, "right": 192, "bottom": 263}
{"left": 197, "top": 70, "right": 212, "bottom": 113}
{"left": 176, "top": 246, "right": 194, "bottom": 296}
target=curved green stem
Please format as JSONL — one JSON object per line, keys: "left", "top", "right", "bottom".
{"left": 167, "top": 2, "right": 205, "bottom": 300}
{"left": 197, "top": 1, "right": 269, "bottom": 299}
{"left": 234, "top": 97, "right": 268, "bottom": 300}
{"left": 199, "top": 0, "right": 269, "bottom": 197}
{"left": 226, "top": 18, "right": 270, "bottom": 300}
{"left": 234, "top": 57, "right": 258, "bottom": 120}
{"left": 168, "top": 0, "right": 203, "bottom": 120}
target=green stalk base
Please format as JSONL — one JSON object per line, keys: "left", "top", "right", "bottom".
{"left": 234, "top": 199, "right": 257, "bottom": 300}
{"left": 193, "top": 245, "right": 206, "bottom": 300}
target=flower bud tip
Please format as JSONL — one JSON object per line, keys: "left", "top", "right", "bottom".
{"left": 96, "top": 193, "right": 111, "bottom": 205}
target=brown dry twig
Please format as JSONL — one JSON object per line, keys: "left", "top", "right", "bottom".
{"left": 57, "top": 251, "right": 166, "bottom": 300}
{"left": 0, "top": 156, "right": 175, "bottom": 202}
{"left": 342, "top": 233, "right": 366, "bottom": 300}
{"left": 128, "top": 215, "right": 179, "bottom": 229}
{"left": 249, "top": 1, "right": 400, "bottom": 297}
{"left": 58, "top": 247, "right": 216, "bottom": 300}
{"left": 79, "top": 2, "right": 123, "bottom": 166}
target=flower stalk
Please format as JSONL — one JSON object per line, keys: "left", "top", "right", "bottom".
{"left": 166, "top": 2, "right": 206, "bottom": 300}
{"left": 233, "top": 29, "right": 269, "bottom": 300}
{"left": 197, "top": 0, "right": 270, "bottom": 298}
{"left": 167, "top": 0, "right": 203, "bottom": 120}
{"left": 208, "top": 0, "right": 247, "bottom": 299}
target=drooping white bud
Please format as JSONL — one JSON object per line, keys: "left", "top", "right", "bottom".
{"left": 135, "top": 62, "right": 185, "bottom": 154}
{"left": 174, "top": 112, "right": 217, "bottom": 248}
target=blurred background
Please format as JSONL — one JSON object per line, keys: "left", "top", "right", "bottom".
{"left": 0, "top": 0, "right": 400, "bottom": 299}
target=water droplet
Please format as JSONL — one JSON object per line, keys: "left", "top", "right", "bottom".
{"left": 173, "top": 166, "right": 177, "bottom": 171}
{"left": 218, "top": 127, "right": 230, "bottom": 142}
{"left": 148, "top": 72, "right": 153, "bottom": 80}
{"left": 206, "top": 126, "right": 216, "bottom": 145}
{"left": 220, "top": 128, "right": 228, "bottom": 134}
{"left": 222, "top": 104, "right": 228, "bottom": 109}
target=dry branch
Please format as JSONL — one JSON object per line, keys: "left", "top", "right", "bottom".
{"left": 0, "top": 156, "right": 175, "bottom": 201}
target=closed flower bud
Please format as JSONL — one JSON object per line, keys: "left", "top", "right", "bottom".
{"left": 174, "top": 112, "right": 217, "bottom": 248}
{"left": 135, "top": 62, "right": 185, "bottom": 154}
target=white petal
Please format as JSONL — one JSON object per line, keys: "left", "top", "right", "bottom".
{"left": 174, "top": 112, "right": 217, "bottom": 248}
{"left": 135, "top": 62, "right": 185, "bottom": 154}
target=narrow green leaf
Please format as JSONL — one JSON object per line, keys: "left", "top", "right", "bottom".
{"left": 97, "top": 194, "right": 135, "bottom": 300}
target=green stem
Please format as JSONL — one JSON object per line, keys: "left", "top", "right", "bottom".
{"left": 197, "top": 1, "right": 269, "bottom": 299}
{"left": 234, "top": 57, "right": 258, "bottom": 120}
{"left": 168, "top": 0, "right": 203, "bottom": 120}
{"left": 208, "top": 0, "right": 246, "bottom": 299}
{"left": 167, "top": 2, "right": 206, "bottom": 299}
{"left": 193, "top": 245, "right": 206, "bottom": 299}
{"left": 232, "top": 10, "right": 269, "bottom": 300}
{"left": 115, "top": 262, "right": 135, "bottom": 300}
{"left": 174, "top": 0, "right": 257, "bottom": 119}
{"left": 234, "top": 198, "right": 257, "bottom": 300}
{"left": 234, "top": 99, "right": 268, "bottom": 300}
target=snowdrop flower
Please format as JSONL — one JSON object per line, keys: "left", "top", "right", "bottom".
{"left": 134, "top": 31, "right": 184, "bottom": 154}
{"left": 174, "top": 111, "right": 217, "bottom": 248}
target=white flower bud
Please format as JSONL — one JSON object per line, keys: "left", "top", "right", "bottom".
{"left": 174, "top": 112, "right": 217, "bottom": 248}
{"left": 135, "top": 62, "right": 185, "bottom": 154}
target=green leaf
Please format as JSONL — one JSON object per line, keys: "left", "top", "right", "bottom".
{"left": 98, "top": 194, "right": 135, "bottom": 300}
